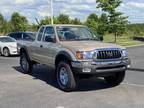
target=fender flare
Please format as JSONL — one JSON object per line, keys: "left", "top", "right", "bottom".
{"left": 56, "top": 51, "right": 73, "bottom": 61}
{"left": 20, "top": 47, "right": 29, "bottom": 56}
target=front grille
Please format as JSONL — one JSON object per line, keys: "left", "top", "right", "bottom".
{"left": 97, "top": 49, "right": 121, "bottom": 59}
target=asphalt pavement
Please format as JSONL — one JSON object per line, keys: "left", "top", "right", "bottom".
{"left": 0, "top": 46, "right": 144, "bottom": 108}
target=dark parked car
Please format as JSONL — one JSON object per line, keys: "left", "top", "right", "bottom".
{"left": 8, "top": 32, "right": 37, "bottom": 53}
{"left": 8, "top": 32, "right": 37, "bottom": 42}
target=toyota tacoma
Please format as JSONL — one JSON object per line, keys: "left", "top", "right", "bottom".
{"left": 19, "top": 25, "right": 130, "bottom": 91}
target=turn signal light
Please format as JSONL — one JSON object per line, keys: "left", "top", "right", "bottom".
{"left": 76, "top": 51, "right": 82, "bottom": 59}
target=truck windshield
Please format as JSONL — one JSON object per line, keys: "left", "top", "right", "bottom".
{"left": 56, "top": 26, "right": 98, "bottom": 41}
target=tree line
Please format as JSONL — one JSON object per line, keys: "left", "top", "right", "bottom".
{"left": 0, "top": 12, "right": 109, "bottom": 35}
{"left": 0, "top": 0, "right": 143, "bottom": 42}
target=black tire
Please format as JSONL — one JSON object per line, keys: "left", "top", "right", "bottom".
{"left": 104, "top": 71, "right": 125, "bottom": 86}
{"left": 3, "top": 48, "right": 10, "bottom": 57}
{"left": 20, "top": 52, "right": 33, "bottom": 74}
{"left": 56, "top": 61, "right": 77, "bottom": 92}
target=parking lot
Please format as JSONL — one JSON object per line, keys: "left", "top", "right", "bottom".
{"left": 0, "top": 46, "right": 144, "bottom": 108}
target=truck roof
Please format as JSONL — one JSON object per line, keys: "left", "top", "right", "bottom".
{"left": 42, "top": 24, "right": 86, "bottom": 27}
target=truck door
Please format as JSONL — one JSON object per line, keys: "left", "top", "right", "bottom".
{"left": 40, "top": 26, "right": 58, "bottom": 66}
{"left": 31, "top": 26, "right": 45, "bottom": 63}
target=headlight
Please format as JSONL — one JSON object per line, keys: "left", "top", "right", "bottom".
{"left": 76, "top": 50, "right": 96, "bottom": 59}
{"left": 121, "top": 49, "right": 128, "bottom": 57}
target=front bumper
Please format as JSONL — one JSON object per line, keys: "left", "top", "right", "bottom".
{"left": 10, "top": 48, "right": 19, "bottom": 55}
{"left": 71, "top": 58, "right": 130, "bottom": 74}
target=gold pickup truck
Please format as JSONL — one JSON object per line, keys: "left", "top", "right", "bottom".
{"left": 19, "top": 25, "right": 130, "bottom": 91}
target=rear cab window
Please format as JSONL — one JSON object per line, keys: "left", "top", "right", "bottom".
{"left": 22, "top": 33, "right": 35, "bottom": 41}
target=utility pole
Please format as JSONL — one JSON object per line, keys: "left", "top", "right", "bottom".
{"left": 50, "top": 0, "right": 54, "bottom": 25}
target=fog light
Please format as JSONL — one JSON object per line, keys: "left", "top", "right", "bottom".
{"left": 127, "top": 65, "right": 130, "bottom": 68}
{"left": 82, "top": 68, "right": 91, "bottom": 73}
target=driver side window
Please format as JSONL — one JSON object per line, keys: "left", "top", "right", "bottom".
{"left": 43, "top": 26, "right": 55, "bottom": 42}
{"left": 37, "top": 27, "right": 44, "bottom": 41}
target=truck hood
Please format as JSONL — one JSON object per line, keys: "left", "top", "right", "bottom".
{"left": 60, "top": 41, "right": 124, "bottom": 51}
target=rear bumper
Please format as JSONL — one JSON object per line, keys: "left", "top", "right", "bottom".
{"left": 71, "top": 58, "right": 130, "bottom": 74}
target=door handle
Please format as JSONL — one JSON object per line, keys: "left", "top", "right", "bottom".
{"left": 40, "top": 45, "right": 43, "bottom": 48}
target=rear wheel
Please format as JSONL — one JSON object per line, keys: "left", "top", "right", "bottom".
{"left": 104, "top": 71, "right": 125, "bottom": 86}
{"left": 56, "top": 61, "right": 77, "bottom": 92}
{"left": 3, "top": 48, "right": 10, "bottom": 57}
{"left": 20, "top": 53, "right": 33, "bottom": 74}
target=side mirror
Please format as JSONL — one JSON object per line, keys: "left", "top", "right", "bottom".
{"left": 97, "top": 35, "right": 103, "bottom": 41}
{"left": 45, "top": 35, "right": 55, "bottom": 42}
{"left": 100, "top": 36, "right": 103, "bottom": 41}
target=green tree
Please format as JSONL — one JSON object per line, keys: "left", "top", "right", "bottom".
{"left": 53, "top": 17, "right": 59, "bottom": 24}
{"left": 96, "top": 0, "right": 128, "bottom": 43}
{"left": 0, "top": 13, "right": 4, "bottom": 33}
{"left": 97, "top": 13, "right": 108, "bottom": 36}
{"left": 87, "top": 13, "right": 98, "bottom": 22}
{"left": 71, "top": 18, "right": 82, "bottom": 25}
{"left": 85, "top": 13, "right": 98, "bottom": 33}
{"left": 35, "top": 17, "right": 56, "bottom": 30}
{"left": 127, "top": 24, "right": 144, "bottom": 36}
{"left": 11, "top": 12, "right": 28, "bottom": 32}
{"left": 2, "top": 20, "right": 12, "bottom": 34}
{"left": 40, "top": 17, "right": 51, "bottom": 25}
{"left": 57, "top": 14, "right": 70, "bottom": 24}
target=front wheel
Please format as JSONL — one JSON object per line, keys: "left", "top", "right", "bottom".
{"left": 104, "top": 71, "right": 125, "bottom": 86}
{"left": 56, "top": 61, "right": 77, "bottom": 92}
{"left": 20, "top": 53, "right": 33, "bottom": 74}
{"left": 3, "top": 48, "right": 10, "bottom": 57}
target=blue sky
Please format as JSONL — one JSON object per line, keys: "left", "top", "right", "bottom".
{"left": 0, "top": 0, "right": 144, "bottom": 24}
